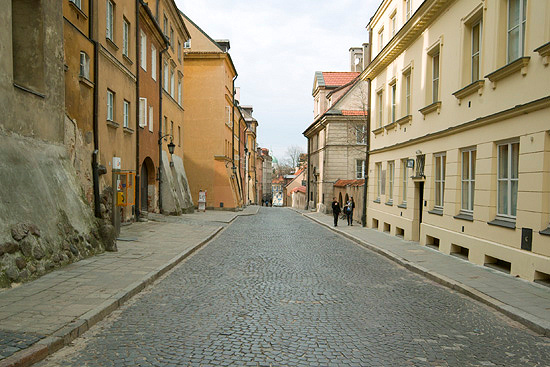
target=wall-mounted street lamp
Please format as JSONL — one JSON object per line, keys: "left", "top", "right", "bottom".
{"left": 159, "top": 134, "right": 175, "bottom": 166}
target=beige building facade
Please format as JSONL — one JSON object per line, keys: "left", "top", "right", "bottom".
{"left": 364, "top": 0, "right": 550, "bottom": 282}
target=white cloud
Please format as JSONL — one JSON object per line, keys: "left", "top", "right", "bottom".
{"left": 176, "top": 0, "right": 378, "bottom": 160}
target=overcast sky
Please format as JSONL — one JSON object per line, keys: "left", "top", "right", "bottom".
{"left": 176, "top": 0, "right": 379, "bottom": 162}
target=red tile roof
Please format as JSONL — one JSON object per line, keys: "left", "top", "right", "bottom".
{"left": 322, "top": 72, "right": 359, "bottom": 87}
{"left": 290, "top": 185, "right": 306, "bottom": 194}
{"left": 334, "top": 179, "right": 365, "bottom": 187}
{"left": 342, "top": 110, "right": 367, "bottom": 116}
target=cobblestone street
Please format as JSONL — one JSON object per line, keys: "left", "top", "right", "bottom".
{"left": 37, "top": 208, "right": 550, "bottom": 366}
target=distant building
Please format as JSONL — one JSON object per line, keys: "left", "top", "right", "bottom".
{"left": 272, "top": 177, "right": 284, "bottom": 207}
{"left": 260, "top": 148, "right": 273, "bottom": 204}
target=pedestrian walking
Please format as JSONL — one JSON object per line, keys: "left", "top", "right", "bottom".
{"left": 345, "top": 197, "right": 355, "bottom": 226}
{"left": 331, "top": 197, "right": 341, "bottom": 227}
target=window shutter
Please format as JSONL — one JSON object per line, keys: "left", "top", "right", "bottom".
{"left": 139, "top": 98, "right": 147, "bottom": 127}
{"left": 148, "top": 106, "right": 154, "bottom": 132}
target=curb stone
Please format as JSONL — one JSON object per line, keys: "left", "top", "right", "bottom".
{"left": 0, "top": 226, "right": 223, "bottom": 367}
{"left": 299, "top": 210, "right": 550, "bottom": 337}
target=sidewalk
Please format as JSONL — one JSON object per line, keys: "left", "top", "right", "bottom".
{"left": 0, "top": 206, "right": 259, "bottom": 367}
{"left": 291, "top": 208, "right": 550, "bottom": 337}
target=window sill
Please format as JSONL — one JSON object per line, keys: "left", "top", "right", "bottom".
{"left": 452, "top": 80, "right": 484, "bottom": 102}
{"left": 419, "top": 101, "right": 441, "bottom": 118}
{"left": 487, "top": 218, "right": 516, "bottom": 229}
{"left": 539, "top": 226, "right": 550, "bottom": 236}
{"left": 384, "top": 121, "right": 397, "bottom": 131}
{"left": 106, "top": 37, "right": 119, "bottom": 51}
{"left": 397, "top": 203, "right": 407, "bottom": 209}
{"left": 396, "top": 115, "right": 412, "bottom": 126}
{"left": 453, "top": 212, "right": 473, "bottom": 222}
{"left": 123, "top": 54, "right": 133, "bottom": 65}
{"left": 485, "top": 57, "right": 530, "bottom": 87}
{"left": 428, "top": 207, "right": 443, "bottom": 216}
{"left": 373, "top": 199, "right": 381, "bottom": 204}
{"left": 123, "top": 126, "right": 134, "bottom": 134}
{"left": 372, "top": 126, "right": 384, "bottom": 135}
{"left": 107, "top": 120, "right": 119, "bottom": 129}
{"left": 534, "top": 42, "right": 550, "bottom": 66}
{"left": 69, "top": 1, "right": 88, "bottom": 19}
{"left": 79, "top": 76, "right": 94, "bottom": 88}
{"left": 385, "top": 201, "right": 393, "bottom": 206}
{"left": 13, "top": 83, "right": 45, "bottom": 98}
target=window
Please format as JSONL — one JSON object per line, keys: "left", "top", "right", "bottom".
{"left": 434, "top": 153, "right": 446, "bottom": 208}
{"left": 163, "top": 14, "right": 168, "bottom": 35}
{"left": 379, "top": 28, "right": 384, "bottom": 52}
{"left": 471, "top": 21, "right": 481, "bottom": 81}
{"left": 163, "top": 61, "right": 168, "bottom": 91}
{"left": 123, "top": 20, "right": 129, "bottom": 57}
{"left": 432, "top": 51, "right": 440, "bottom": 103}
{"left": 148, "top": 106, "right": 154, "bottom": 132}
{"left": 404, "top": 72, "right": 411, "bottom": 115}
{"left": 170, "top": 67, "right": 175, "bottom": 97}
{"left": 178, "top": 126, "right": 181, "bottom": 147}
{"left": 170, "top": 27, "right": 174, "bottom": 50}
{"left": 107, "top": 90, "right": 114, "bottom": 121}
{"left": 497, "top": 141, "right": 519, "bottom": 218}
{"left": 151, "top": 45, "right": 157, "bottom": 80}
{"left": 461, "top": 148, "right": 476, "bottom": 212}
{"left": 139, "top": 97, "right": 147, "bottom": 127}
{"left": 79, "top": 51, "right": 90, "bottom": 79}
{"left": 401, "top": 159, "right": 408, "bottom": 204}
{"left": 405, "top": 0, "right": 411, "bottom": 20}
{"left": 376, "top": 163, "right": 382, "bottom": 200}
{"left": 390, "top": 83, "right": 397, "bottom": 123}
{"left": 70, "top": 0, "right": 81, "bottom": 9}
{"left": 123, "top": 100, "right": 130, "bottom": 128}
{"left": 377, "top": 91, "right": 383, "bottom": 127}
{"left": 170, "top": 121, "right": 174, "bottom": 136}
{"left": 140, "top": 30, "right": 147, "bottom": 70}
{"left": 184, "top": 39, "right": 191, "bottom": 48}
{"left": 226, "top": 106, "right": 231, "bottom": 125}
{"left": 177, "top": 74, "right": 182, "bottom": 105}
{"left": 356, "top": 124, "right": 366, "bottom": 144}
{"left": 390, "top": 13, "right": 396, "bottom": 37}
{"left": 507, "top": 0, "right": 527, "bottom": 62}
{"left": 164, "top": 116, "right": 168, "bottom": 136}
{"left": 178, "top": 41, "right": 182, "bottom": 61}
{"left": 106, "top": 0, "right": 114, "bottom": 41}
{"left": 388, "top": 161, "right": 395, "bottom": 202}
{"left": 356, "top": 160, "right": 365, "bottom": 179}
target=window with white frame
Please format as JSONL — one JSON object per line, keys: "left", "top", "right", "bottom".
{"left": 148, "top": 105, "right": 154, "bottom": 132}
{"left": 226, "top": 106, "right": 231, "bottom": 125}
{"left": 106, "top": 0, "right": 114, "bottom": 41}
{"left": 151, "top": 45, "right": 157, "bottom": 80}
{"left": 390, "top": 83, "right": 397, "bottom": 123}
{"left": 79, "top": 51, "right": 90, "bottom": 79}
{"left": 163, "top": 61, "right": 168, "bottom": 91}
{"left": 497, "top": 141, "right": 519, "bottom": 218}
{"left": 461, "top": 148, "right": 476, "bottom": 212}
{"left": 376, "top": 163, "right": 382, "bottom": 200}
{"left": 184, "top": 39, "right": 191, "bottom": 48}
{"left": 405, "top": 0, "right": 411, "bottom": 20}
{"left": 377, "top": 91, "right": 383, "bottom": 127}
{"left": 356, "top": 159, "right": 365, "bottom": 179}
{"left": 356, "top": 124, "right": 366, "bottom": 144}
{"left": 507, "top": 0, "right": 527, "bottom": 63}
{"left": 401, "top": 159, "right": 408, "bottom": 204}
{"left": 177, "top": 74, "right": 182, "bottom": 105}
{"left": 170, "top": 67, "right": 175, "bottom": 97}
{"left": 471, "top": 21, "right": 481, "bottom": 82}
{"left": 378, "top": 28, "right": 384, "bottom": 52}
{"left": 434, "top": 153, "right": 446, "bottom": 208}
{"left": 432, "top": 51, "right": 440, "bottom": 103}
{"left": 388, "top": 161, "right": 395, "bottom": 202}
{"left": 139, "top": 97, "right": 147, "bottom": 127}
{"left": 405, "top": 72, "right": 411, "bottom": 115}
{"left": 107, "top": 90, "right": 114, "bottom": 121}
{"left": 390, "top": 13, "right": 396, "bottom": 37}
{"left": 163, "top": 14, "right": 168, "bottom": 35}
{"left": 123, "top": 20, "right": 129, "bottom": 57}
{"left": 123, "top": 100, "right": 130, "bottom": 128}
{"left": 70, "top": 0, "right": 82, "bottom": 9}
{"left": 140, "top": 30, "right": 147, "bottom": 70}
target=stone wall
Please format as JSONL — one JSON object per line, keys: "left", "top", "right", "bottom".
{"left": 160, "top": 152, "right": 194, "bottom": 215}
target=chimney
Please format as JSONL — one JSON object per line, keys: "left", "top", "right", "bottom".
{"left": 363, "top": 42, "right": 371, "bottom": 66}
{"left": 349, "top": 47, "right": 364, "bottom": 72}
{"left": 235, "top": 87, "right": 240, "bottom": 103}
{"left": 215, "top": 39, "right": 230, "bottom": 52}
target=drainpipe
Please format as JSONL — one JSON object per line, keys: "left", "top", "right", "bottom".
{"left": 306, "top": 139, "right": 310, "bottom": 210}
{"left": 158, "top": 43, "right": 170, "bottom": 213}
{"left": 361, "top": 33, "right": 373, "bottom": 227}
{"left": 135, "top": 0, "right": 141, "bottom": 220}
{"left": 243, "top": 122, "right": 249, "bottom": 205}
{"left": 231, "top": 74, "right": 241, "bottom": 207}
{"left": 90, "top": 0, "right": 102, "bottom": 218}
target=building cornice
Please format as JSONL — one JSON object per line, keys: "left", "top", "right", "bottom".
{"left": 370, "top": 96, "right": 550, "bottom": 154}
{"left": 99, "top": 45, "right": 136, "bottom": 82}
{"left": 362, "top": 0, "right": 456, "bottom": 81}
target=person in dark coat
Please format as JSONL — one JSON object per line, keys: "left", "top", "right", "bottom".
{"left": 345, "top": 197, "right": 356, "bottom": 226}
{"left": 331, "top": 197, "right": 341, "bottom": 227}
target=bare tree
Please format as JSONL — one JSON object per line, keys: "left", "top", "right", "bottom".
{"left": 284, "top": 145, "right": 305, "bottom": 170}
{"left": 273, "top": 159, "right": 294, "bottom": 177}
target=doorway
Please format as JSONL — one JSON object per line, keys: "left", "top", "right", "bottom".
{"left": 140, "top": 163, "right": 149, "bottom": 212}
{"left": 417, "top": 181, "right": 424, "bottom": 240}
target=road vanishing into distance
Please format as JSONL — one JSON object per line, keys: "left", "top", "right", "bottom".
{"left": 38, "top": 208, "right": 550, "bottom": 366}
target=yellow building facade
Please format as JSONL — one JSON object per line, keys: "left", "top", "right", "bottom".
{"left": 181, "top": 13, "right": 243, "bottom": 210}
{"left": 364, "top": 0, "right": 550, "bottom": 281}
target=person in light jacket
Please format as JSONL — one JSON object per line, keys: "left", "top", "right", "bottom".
{"left": 345, "top": 197, "right": 355, "bottom": 226}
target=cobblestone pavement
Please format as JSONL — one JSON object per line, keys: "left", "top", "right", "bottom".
{"left": 37, "top": 208, "right": 550, "bottom": 366}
